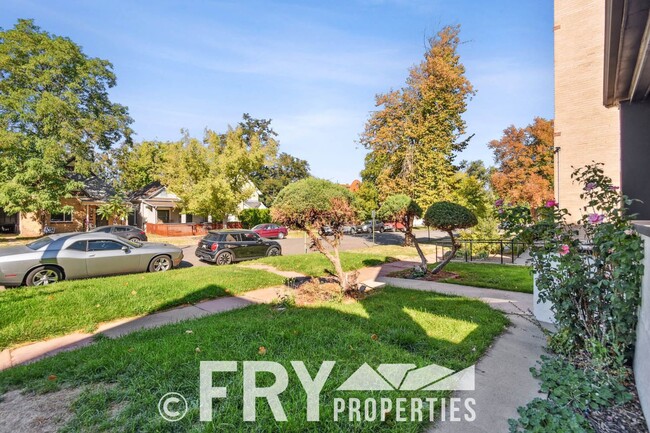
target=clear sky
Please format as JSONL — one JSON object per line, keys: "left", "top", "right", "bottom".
{"left": 1, "top": 0, "right": 553, "bottom": 183}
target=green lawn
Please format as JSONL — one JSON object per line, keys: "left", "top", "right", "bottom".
{"left": 0, "top": 266, "right": 284, "bottom": 350}
{"left": 251, "top": 251, "right": 396, "bottom": 277}
{"left": 389, "top": 262, "right": 533, "bottom": 293}
{"left": 0, "top": 287, "right": 508, "bottom": 432}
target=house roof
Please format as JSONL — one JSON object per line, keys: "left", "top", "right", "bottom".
{"left": 128, "top": 181, "right": 167, "bottom": 201}
{"left": 68, "top": 173, "right": 116, "bottom": 201}
{"left": 243, "top": 200, "right": 267, "bottom": 209}
{"left": 604, "top": 0, "right": 650, "bottom": 106}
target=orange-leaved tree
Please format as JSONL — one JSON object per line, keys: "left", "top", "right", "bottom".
{"left": 489, "top": 117, "right": 554, "bottom": 218}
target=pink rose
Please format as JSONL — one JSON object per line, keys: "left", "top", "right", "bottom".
{"left": 588, "top": 213, "right": 605, "bottom": 224}
{"left": 545, "top": 200, "right": 557, "bottom": 208}
{"left": 495, "top": 199, "right": 504, "bottom": 208}
{"left": 559, "top": 245, "right": 570, "bottom": 256}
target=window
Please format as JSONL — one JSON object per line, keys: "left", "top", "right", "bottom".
{"left": 88, "top": 240, "right": 124, "bottom": 252}
{"left": 157, "top": 209, "right": 170, "bottom": 223}
{"left": 185, "top": 214, "right": 193, "bottom": 223}
{"left": 224, "top": 234, "right": 239, "bottom": 242}
{"left": 241, "top": 232, "right": 260, "bottom": 242}
{"left": 113, "top": 227, "right": 130, "bottom": 232}
{"left": 26, "top": 237, "right": 53, "bottom": 250}
{"left": 50, "top": 211, "right": 73, "bottom": 223}
{"left": 67, "top": 241, "right": 87, "bottom": 251}
{"left": 95, "top": 227, "right": 112, "bottom": 233}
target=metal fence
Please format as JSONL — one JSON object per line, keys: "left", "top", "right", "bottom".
{"left": 427, "top": 239, "right": 527, "bottom": 265}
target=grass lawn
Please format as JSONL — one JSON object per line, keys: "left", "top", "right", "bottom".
{"left": 0, "top": 266, "right": 284, "bottom": 350}
{"left": 390, "top": 262, "right": 533, "bottom": 293}
{"left": 251, "top": 251, "right": 396, "bottom": 277}
{"left": 0, "top": 286, "right": 508, "bottom": 432}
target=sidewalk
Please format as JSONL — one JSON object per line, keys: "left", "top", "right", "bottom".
{"left": 0, "top": 286, "right": 283, "bottom": 371}
{"left": 361, "top": 258, "right": 547, "bottom": 433}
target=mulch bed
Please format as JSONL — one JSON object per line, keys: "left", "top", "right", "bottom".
{"left": 387, "top": 268, "right": 460, "bottom": 281}
{"left": 285, "top": 276, "right": 366, "bottom": 305}
{"left": 587, "top": 379, "right": 649, "bottom": 433}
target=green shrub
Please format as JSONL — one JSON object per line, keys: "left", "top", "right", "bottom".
{"left": 424, "top": 201, "right": 478, "bottom": 232}
{"left": 508, "top": 398, "right": 593, "bottom": 433}
{"left": 239, "top": 208, "right": 271, "bottom": 228}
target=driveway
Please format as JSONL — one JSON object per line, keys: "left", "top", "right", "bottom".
{"left": 179, "top": 229, "right": 446, "bottom": 268}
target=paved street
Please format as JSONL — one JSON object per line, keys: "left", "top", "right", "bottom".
{"left": 180, "top": 229, "right": 447, "bottom": 268}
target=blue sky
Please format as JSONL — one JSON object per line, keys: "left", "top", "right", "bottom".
{"left": 1, "top": 0, "right": 553, "bottom": 183}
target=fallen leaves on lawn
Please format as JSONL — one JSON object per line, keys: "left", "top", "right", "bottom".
{"left": 47, "top": 375, "right": 57, "bottom": 381}
{"left": 258, "top": 346, "right": 267, "bottom": 356}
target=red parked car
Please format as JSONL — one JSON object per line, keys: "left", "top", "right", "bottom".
{"left": 252, "top": 223, "right": 289, "bottom": 239}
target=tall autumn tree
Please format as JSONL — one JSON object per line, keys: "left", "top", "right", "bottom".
{"left": 489, "top": 117, "right": 554, "bottom": 217}
{"left": 360, "top": 25, "right": 475, "bottom": 211}
{"left": 0, "top": 19, "right": 132, "bottom": 226}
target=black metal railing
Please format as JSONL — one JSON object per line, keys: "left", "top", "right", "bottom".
{"left": 427, "top": 239, "right": 527, "bottom": 264}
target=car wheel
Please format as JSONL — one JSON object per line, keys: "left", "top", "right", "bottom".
{"left": 267, "top": 246, "right": 281, "bottom": 257}
{"left": 215, "top": 251, "right": 234, "bottom": 265}
{"left": 379, "top": 227, "right": 385, "bottom": 233}
{"left": 277, "top": 232, "right": 285, "bottom": 239}
{"left": 350, "top": 228, "right": 356, "bottom": 235}
{"left": 26, "top": 266, "right": 62, "bottom": 286}
{"left": 149, "top": 255, "right": 172, "bottom": 272}
{"left": 128, "top": 237, "right": 142, "bottom": 244}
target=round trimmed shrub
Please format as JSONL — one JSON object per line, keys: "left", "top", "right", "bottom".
{"left": 424, "top": 201, "right": 477, "bottom": 232}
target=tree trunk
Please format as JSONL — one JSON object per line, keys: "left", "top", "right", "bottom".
{"left": 431, "top": 230, "right": 457, "bottom": 275}
{"left": 405, "top": 231, "right": 427, "bottom": 272}
{"left": 305, "top": 229, "right": 350, "bottom": 292}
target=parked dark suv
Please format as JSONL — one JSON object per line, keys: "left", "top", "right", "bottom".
{"left": 90, "top": 225, "right": 148, "bottom": 242}
{"left": 195, "top": 230, "right": 282, "bottom": 265}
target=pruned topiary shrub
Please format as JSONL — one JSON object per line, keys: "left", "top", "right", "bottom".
{"left": 271, "top": 178, "right": 358, "bottom": 292}
{"left": 424, "top": 201, "right": 477, "bottom": 274}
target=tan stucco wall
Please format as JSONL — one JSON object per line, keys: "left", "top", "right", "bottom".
{"left": 554, "top": 0, "right": 621, "bottom": 222}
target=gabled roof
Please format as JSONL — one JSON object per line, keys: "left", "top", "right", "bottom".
{"left": 68, "top": 173, "right": 116, "bottom": 201}
{"left": 128, "top": 181, "right": 167, "bottom": 201}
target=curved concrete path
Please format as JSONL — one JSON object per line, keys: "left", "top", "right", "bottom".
{"left": 356, "top": 261, "right": 548, "bottom": 433}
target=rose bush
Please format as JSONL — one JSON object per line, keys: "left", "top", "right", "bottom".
{"left": 498, "top": 163, "right": 644, "bottom": 365}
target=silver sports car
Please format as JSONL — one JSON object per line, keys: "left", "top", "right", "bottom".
{"left": 0, "top": 232, "right": 183, "bottom": 287}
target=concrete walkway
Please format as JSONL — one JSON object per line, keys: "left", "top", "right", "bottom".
{"left": 359, "top": 259, "right": 547, "bottom": 433}
{"left": 0, "top": 285, "right": 285, "bottom": 371}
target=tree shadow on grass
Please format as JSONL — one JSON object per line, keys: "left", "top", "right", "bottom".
{"left": 0, "top": 286, "right": 507, "bottom": 432}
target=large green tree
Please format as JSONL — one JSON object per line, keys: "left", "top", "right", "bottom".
{"left": 253, "top": 152, "right": 310, "bottom": 207}
{"left": 112, "top": 140, "right": 167, "bottom": 191}
{"left": 360, "top": 25, "right": 475, "bottom": 211}
{"left": 158, "top": 127, "right": 276, "bottom": 222}
{"left": 0, "top": 19, "right": 132, "bottom": 224}
{"left": 235, "top": 113, "right": 310, "bottom": 205}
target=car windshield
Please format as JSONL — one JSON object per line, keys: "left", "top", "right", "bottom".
{"left": 26, "top": 237, "right": 54, "bottom": 250}
{"left": 122, "top": 238, "right": 142, "bottom": 248}
{"left": 252, "top": 224, "right": 265, "bottom": 230}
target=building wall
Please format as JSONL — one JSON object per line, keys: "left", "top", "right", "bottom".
{"left": 621, "top": 100, "right": 650, "bottom": 219}
{"left": 634, "top": 227, "right": 650, "bottom": 429}
{"left": 554, "top": 0, "right": 621, "bottom": 221}
{"left": 18, "top": 198, "right": 97, "bottom": 236}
